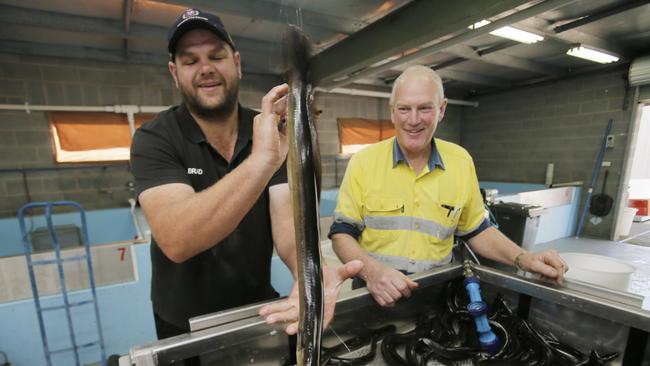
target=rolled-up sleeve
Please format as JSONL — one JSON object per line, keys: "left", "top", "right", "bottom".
{"left": 328, "top": 155, "right": 365, "bottom": 240}
{"left": 130, "top": 126, "right": 189, "bottom": 198}
{"left": 455, "top": 156, "right": 491, "bottom": 239}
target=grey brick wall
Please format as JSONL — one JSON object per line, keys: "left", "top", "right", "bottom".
{"left": 3, "top": 53, "right": 441, "bottom": 217}
{"left": 461, "top": 70, "right": 632, "bottom": 239}
{"left": 2, "top": 51, "right": 626, "bottom": 240}
{"left": 0, "top": 53, "right": 183, "bottom": 217}
{"left": 313, "top": 92, "right": 383, "bottom": 188}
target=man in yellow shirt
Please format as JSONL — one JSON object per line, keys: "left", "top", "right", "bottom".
{"left": 329, "top": 65, "right": 567, "bottom": 307}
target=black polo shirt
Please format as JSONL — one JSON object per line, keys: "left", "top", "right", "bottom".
{"left": 130, "top": 103, "right": 287, "bottom": 329}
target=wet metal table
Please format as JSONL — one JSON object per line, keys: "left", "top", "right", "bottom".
{"left": 119, "top": 260, "right": 650, "bottom": 366}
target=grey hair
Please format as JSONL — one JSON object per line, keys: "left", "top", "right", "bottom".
{"left": 389, "top": 65, "right": 445, "bottom": 107}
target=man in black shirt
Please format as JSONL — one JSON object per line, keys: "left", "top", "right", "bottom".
{"left": 130, "top": 8, "right": 362, "bottom": 349}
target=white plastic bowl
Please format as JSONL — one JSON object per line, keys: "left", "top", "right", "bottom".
{"left": 562, "top": 252, "right": 636, "bottom": 292}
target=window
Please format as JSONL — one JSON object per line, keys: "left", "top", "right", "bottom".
{"left": 49, "top": 112, "right": 154, "bottom": 163}
{"left": 337, "top": 118, "right": 395, "bottom": 155}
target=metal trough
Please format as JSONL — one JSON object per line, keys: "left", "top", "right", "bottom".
{"left": 120, "top": 263, "right": 650, "bottom": 365}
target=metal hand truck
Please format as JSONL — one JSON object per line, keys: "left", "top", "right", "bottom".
{"left": 18, "top": 201, "right": 107, "bottom": 366}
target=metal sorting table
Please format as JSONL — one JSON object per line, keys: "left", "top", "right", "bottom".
{"left": 120, "top": 258, "right": 650, "bottom": 366}
{"left": 535, "top": 236, "right": 650, "bottom": 308}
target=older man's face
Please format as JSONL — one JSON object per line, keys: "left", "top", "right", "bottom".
{"left": 168, "top": 28, "right": 241, "bottom": 119}
{"left": 391, "top": 75, "right": 447, "bottom": 159}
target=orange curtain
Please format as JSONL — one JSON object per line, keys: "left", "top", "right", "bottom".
{"left": 337, "top": 118, "right": 395, "bottom": 149}
{"left": 49, "top": 112, "right": 154, "bottom": 151}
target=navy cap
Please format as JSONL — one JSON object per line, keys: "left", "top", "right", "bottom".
{"left": 167, "top": 8, "right": 236, "bottom": 56}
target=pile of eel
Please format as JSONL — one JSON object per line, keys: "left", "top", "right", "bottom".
{"left": 322, "top": 279, "right": 619, "bottom": 366}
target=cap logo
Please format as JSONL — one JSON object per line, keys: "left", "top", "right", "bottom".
{"left": 182, "top": 9, "right": 200, "bottom": 19}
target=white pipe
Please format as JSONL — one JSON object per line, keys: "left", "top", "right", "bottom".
{"left": 550, "top": 181, "right": 584, "bottom": 188}
{"left": 326, "top": 87, "right": 391, "bottom": 99}
{"left": 315, "top": 87, "right": 478, "bottom": 107}
{"left": 129, "top": 198, "right": 145, "bottom": 241}
{"left": 0, "top": 103, "right": 169, "bottom": 114}
{"left": 139, "top": 106, "right": 169, "bottom": 113}
{"left": 126, "top": 111, "right": 136, "bottom": 137}
{"left": 545, "top": 163, "right": 555, "bottom": 187}
{"left": 445, "top": 99, "right": 479, "bottom": 107}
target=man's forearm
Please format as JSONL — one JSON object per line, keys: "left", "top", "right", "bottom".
{"left": 269, "top": 184, "right": 298, "bottom": 278}
{"left": 142, "top": 155, "right": 278, "bottom": 263}
{"left": 331, "top": 233, "right": 381, "bottom": 281}
{"left": 466, "top": 227, "right": 524, "bottom": 266}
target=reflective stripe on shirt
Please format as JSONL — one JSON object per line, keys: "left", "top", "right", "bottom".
{"left": 369, "top": 251, "right": 453, "bottom": 273}
{"left": 364, "top": 215, "right": 456, "bottom": 240}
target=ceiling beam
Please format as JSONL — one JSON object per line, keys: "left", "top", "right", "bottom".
{"left": 0, "top": 39, "right": 281, "bottom": 74}
{"left": 436, "top": 69, "right": 510, "bottom": 88}
{"left": 0, "top": 5, "right": 127, "bottom": 38}
{"left": 123, "top": 0, "right": 134, "bottom": 59}
{"left": 446, "top": 45, "right": 564, "bottom": 76}
{"left": 153, "top": 0, "right": 355, "bottom": 35}
{"left": 553, "top": 0, "right": 650, "bottom": 33}
{"left": 475, "top": 62, "right": 629, "bottom": 97}
{"left": 310, "top": 0, "right": 532, "bottom": 87}
{"left": 0, "top": 5, "right": 164, "bottom": 41}
{"left": 521, "top": 16, "right": 625, "bottom": 55}
{"left": 0, "top": 6, "right": 278, "bottom": 58}
{"left": 313, "top": 0, "right": 579, "bottom": 89}
{"left": 0, "top": 39, "right": 168, "bottom": 65}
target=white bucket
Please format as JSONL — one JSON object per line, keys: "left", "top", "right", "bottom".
{"left": 562, "top": 252, "right": 636, "bottom": 292}
{"left": 617, "top": 207, "right": 638, "bottom": 237}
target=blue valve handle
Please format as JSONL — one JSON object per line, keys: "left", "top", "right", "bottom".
{"left": 464, "top": 276, "right": 500, "bottom": 355}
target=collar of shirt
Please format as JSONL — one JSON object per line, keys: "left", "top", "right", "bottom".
{"left": 176, "top": 103, "right": 253, "bottom": 160}
{"left": 392, "top": 137, "right": 445, "bottom": 171}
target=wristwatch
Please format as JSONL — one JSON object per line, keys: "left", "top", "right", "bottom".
{"left": 514, "top": 252, "right": 526, "bottom": 271}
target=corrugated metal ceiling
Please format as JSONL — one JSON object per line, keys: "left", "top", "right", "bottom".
{"left": 0, "top": 0, "right": 648, "bottom": 98}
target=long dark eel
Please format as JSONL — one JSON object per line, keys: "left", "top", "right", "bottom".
{"left": 283, "top": 25, "right": 323, "bottom": 366}
{"left": 323, "top": 325, "right": 397, "bottom": 365}
{"left": 375, "top": 280, "right": 621, "bottom": 366}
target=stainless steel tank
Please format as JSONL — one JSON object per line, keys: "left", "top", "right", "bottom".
{"left": 120, "top": 263, "right": 650, "bottom": 365}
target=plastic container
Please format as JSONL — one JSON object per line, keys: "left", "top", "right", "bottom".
{"left": 618, "top": 207, "right": 638, "bottom": 237}
{"left": 629, "top": 199, "right": 649, "bottom": 216}
{"left": 562, "top": 252, "right": 636, "bottom": 291}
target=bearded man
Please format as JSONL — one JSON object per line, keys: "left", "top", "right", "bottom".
{"left": 130, "top": 10, "right": 361, "bottom": 364}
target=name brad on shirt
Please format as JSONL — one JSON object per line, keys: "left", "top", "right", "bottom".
{"left": 187, "top": 168, "right": 203, "bottom": 175}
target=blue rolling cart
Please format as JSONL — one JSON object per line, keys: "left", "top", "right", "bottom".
{"left": 18, "top": 201, "right": 106, "bottom": 366}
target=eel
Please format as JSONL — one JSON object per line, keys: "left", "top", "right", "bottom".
{"left": 283, "top": 25, "right": 324, "bottom": 366}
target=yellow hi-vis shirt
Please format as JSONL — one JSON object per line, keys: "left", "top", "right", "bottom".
{"left": 331, "top": 137, "right": 487, "bottom": 272}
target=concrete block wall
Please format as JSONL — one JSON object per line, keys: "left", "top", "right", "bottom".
{"left": 461, "top": 70, "right": 632, "bottom": 239}
{"left": 0, "top": 52, "right": 182, "bottom": 218}
{"left": 439, "top": 102, "right": 462, "bottom": 143}
{"left": 3, "top": 52, "right": 451, "bottom": 217}
{"left": 313, "top": 92, "right": 386, "bottom": 188}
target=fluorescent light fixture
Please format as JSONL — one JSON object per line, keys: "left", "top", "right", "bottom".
{"left": 470, "top": 20, "right": 491, "bottom": 29}
{"left": 566, "top": 45, "right": 619, "bottom": 64}
{"left": 469, "top": 20, "right": 544, "bottom": 44}
{"left": 490, "top": 26, "right": 544, "bottom": 44}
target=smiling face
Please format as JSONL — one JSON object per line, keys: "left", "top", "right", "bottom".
{"left": 390, "top": 69, "right": 447, "bottom": 160}
{"left": 168, "top": 28, "right": 241, "bottom": 119}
